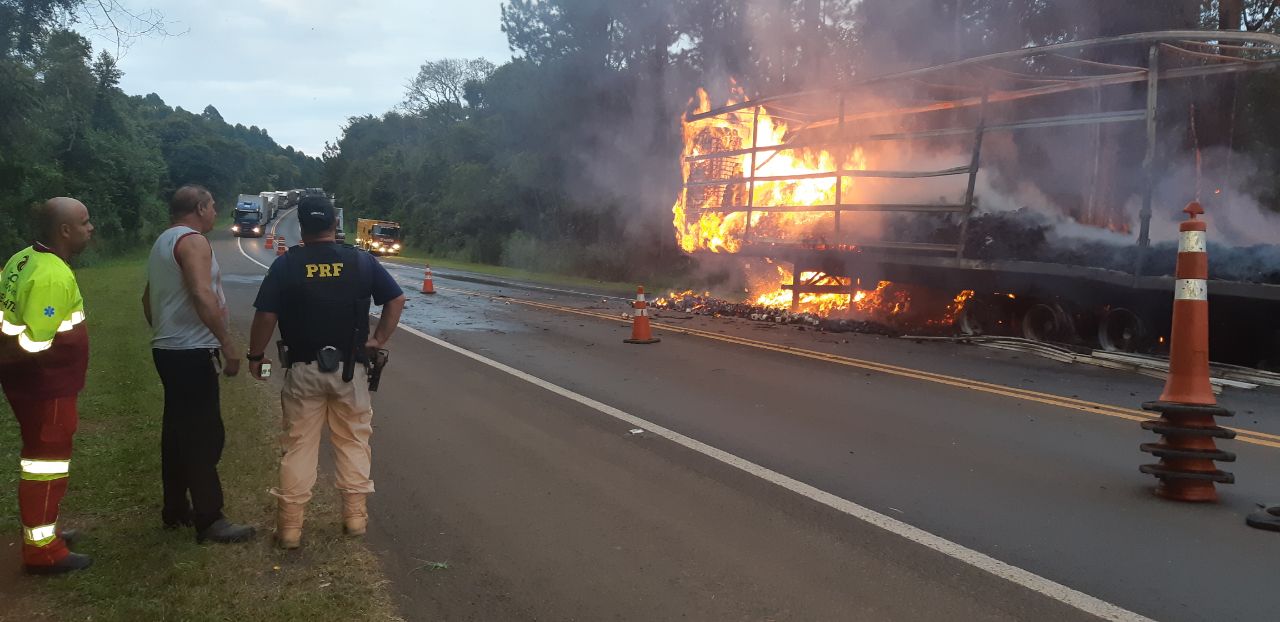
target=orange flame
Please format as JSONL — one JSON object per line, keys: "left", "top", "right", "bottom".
{"left": 673, "top": 88, "right": 867, "bottom": 254}
{"left": 670, "top": 86, "right": 974, "bottom": 327}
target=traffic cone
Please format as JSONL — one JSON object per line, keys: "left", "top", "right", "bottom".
{"left": 421, "top": 266, "right": 436, "bottom": 295}
{"left": 276, "top": 239, "right": 287, "bottom": 256}
{"left": 1160, "top": 201, "right": 1214, "bottom": 406}
{"left": 1139, "top": 202, "right": 1235, "bottom": 502}
{"left": 263, "top": 234, "right": 274, "bottom": 249}
{"left": 624, "top": 286, "right": 660, "bottom": 344}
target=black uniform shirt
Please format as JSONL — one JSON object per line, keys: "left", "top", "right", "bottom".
{"left": 253, "top": 242, "right": 403, "bottom": 362}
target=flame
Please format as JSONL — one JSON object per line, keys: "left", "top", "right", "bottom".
{"left": 750, "top": 268, "right": 910, "bottom": 319}
{"left": 930, "top": 289, "right": 976, "bottom": 327}
{"left": 669, "top": 85, "right": 973, "bottom": 328}
{"left": 673, "top": 88, "right": 867, "bottom": 254}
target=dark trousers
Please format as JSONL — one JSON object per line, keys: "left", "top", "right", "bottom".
{"left": 152, "top": 348, "right": 225, "bottom": 531}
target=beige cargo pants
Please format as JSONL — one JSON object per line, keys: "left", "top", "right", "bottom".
{"left": 272, "top": 362, "right": 374, "bottom": 505}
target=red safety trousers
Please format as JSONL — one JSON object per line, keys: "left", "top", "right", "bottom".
{"left": 10, "top": 394, "right": 76, "bottom": 567}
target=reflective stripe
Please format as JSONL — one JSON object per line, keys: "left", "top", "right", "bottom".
{"left": 57, "top": 310, "right": 86, "bottom": 333}
{"left": 1178, "top": 231, "right": 1207, "bottom": 253}
{"left": 635, "top": 308, "right": 648, "bottom": 317}
{"left": 23, "top": 523, "right": 57, "bottom": 547}
{"left": 17, "top": 332, "right": 53, "bottom": 353}
{"left": 20, "top": 459, "right": 70, "bottom": 481}
{"left": 1, "top": 319, "right": 24, "bottom": 336}
{"left": 1175, "top": 279, "right": 1208, "bottom": 301}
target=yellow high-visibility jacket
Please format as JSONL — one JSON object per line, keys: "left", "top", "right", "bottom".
{"left": 0, "top": 245, "right": 88, "bottom": 399}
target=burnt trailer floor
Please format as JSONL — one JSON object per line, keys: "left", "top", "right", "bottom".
{"left": 736, "top": 245, "right": 1280, "bottom": 369}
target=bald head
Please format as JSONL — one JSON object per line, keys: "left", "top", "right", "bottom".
{"left": 37, "top": 198, "right": 87, "bottom": 241}
{"left": 36, "top": 197, "right": 93, "bottom": 258}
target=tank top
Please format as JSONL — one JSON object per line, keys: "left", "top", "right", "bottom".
{"left": 148, "top": 225, "right": 226, "bottom": 350}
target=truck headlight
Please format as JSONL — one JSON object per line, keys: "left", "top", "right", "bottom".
{"left": 231, "top": 225, "right": 240, "bottom": 232}
{"left": 253, "top": 226, "right": 261, "bottom": 234}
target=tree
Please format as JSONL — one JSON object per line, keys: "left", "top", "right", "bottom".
{"left": 201, "top": 105, "right": 225, "bottom": 124}
{"left": 1214, "top": 0, "right": 1280, "bottom": 31}
{"left": 402, "top": 58, "right": 496, "bottom": 115}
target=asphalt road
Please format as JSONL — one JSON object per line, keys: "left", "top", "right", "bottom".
{"left": 217, "top": 210, "right": 1280, "bottom": 621}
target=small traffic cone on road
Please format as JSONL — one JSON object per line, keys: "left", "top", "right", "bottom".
{"left": 264, "top": 234, "right": 274, "bottom": 250}
{"left": 421, "top": 266, "right": 436, "bottom": 295}
{"left": 624, "top": 286, "right": 660, "bottom": 344}
{"left": 276, "top": 239, "right": 287, "bottom": 257}
{"left": 1139, "top": 201, "right": 1235, "bottom": 502}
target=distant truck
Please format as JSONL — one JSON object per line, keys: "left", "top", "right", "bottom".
{"left": 356, "top": 218, "right": 401, "bottom": 255}
{"left": 259, "top": 192, "right": 282, "bottom": 221}
{"left": 232, "top": 194, "right": 266, "bottom": 237}
{"left": 335, "top": 207, "right": 346, "bottom": 243}
{"left": 272, "top": 191, "right": 288, "bottom": 217}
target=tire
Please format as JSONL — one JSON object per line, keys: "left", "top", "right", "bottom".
{"left": 1021, "top": 302, "right": 1074, "bottom": 343}
{"left": 1097, "top": 307, "right": 1148, "bottom": 352}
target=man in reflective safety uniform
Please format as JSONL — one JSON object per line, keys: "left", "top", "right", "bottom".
{"left": 0, "top": 197, "right": 94, "bottom": 574}
{"left": 247, "top": 195, "right": 405, "bottom": 549}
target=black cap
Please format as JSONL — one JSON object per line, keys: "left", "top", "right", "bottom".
{"left": 297, "top": 195, "right": 335, "bottom": 234}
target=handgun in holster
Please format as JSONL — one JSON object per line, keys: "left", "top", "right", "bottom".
{"left": 368, "top": 349, "right": 390, "bottom": 392}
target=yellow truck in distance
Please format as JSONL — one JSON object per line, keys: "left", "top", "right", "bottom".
{"left": 356, "top": 218, "right": 402, "bottom": 256}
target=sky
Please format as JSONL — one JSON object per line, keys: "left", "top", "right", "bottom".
{"left": 78, "top": 1, "right": 514, "bottom": 156}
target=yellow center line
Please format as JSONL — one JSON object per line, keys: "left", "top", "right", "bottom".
{"left": 436, "top": 285, "right": 1280, "bottom": 450}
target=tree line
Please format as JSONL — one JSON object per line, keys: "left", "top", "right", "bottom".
{"left": 1, "top": 0, "right": 322, "bottom": 258}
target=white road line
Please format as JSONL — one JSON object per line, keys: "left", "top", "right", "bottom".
{"left": 394, "top": 321, "right": 1153, "bottom": 622}
{"left": 236, "top": 236, "right": 271, "bottom": 270}
{"left": 235, "top": 207, "right": 296, "bottom": 271}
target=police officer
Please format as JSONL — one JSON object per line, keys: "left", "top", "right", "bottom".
{"left": 0, "top": 198, "right": 94, "bottom": 574}
{"left": 246, "top": 195, "right": 405, "bottom": 549}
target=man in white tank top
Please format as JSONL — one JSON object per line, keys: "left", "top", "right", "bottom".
{"left": 141, "top": 185, "right": 254, "bottom": 544}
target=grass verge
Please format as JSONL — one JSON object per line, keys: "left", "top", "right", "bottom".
{"left": 0, "top": 259, "right": 401, "bottom": 622}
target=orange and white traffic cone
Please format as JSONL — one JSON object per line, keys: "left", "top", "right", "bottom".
{"left": 276, "top": 239, "right": 287, "bottom": 257}
{"left": 264, "top": 234, "right": 274, "bottom": 250}
{"left": 624, "top": 286, "right": 660, "bottom": 344}
{"left": 1139, "top": 201, "right": 1235, "bottom": 502}
{"left": 421, "top": 266, "right": 436, "bottom": 295}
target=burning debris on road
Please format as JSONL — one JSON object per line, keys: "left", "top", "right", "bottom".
{"left": 654, "top": 290, "right": 898, "bottom": 335}
{"left": 654, "top": 281, "right": 974, "bottom": 337}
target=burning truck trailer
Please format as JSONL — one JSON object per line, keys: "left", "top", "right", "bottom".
{"left": 671, "top": 31, "right": 1280, "bottom": 370}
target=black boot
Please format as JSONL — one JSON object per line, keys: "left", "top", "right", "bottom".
{"left": 25, "top": 552, "right": 93, "bottom": 575}
{"left": 196, "top": 518, "right": 255, "bottom": 544}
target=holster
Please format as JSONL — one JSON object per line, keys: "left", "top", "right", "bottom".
{"left": 276, "top": 340, "right": 290, "bottom": 367}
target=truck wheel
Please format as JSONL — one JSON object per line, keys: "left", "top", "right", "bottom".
{"left": 957, "top": 298, "right": 1009, "bottom": 336}
{"left": 1097, "top": 307, "right": 1147, "bottom": 353}
{"left": 1021, "top": 303, "right": 1073, "bottom": 343}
